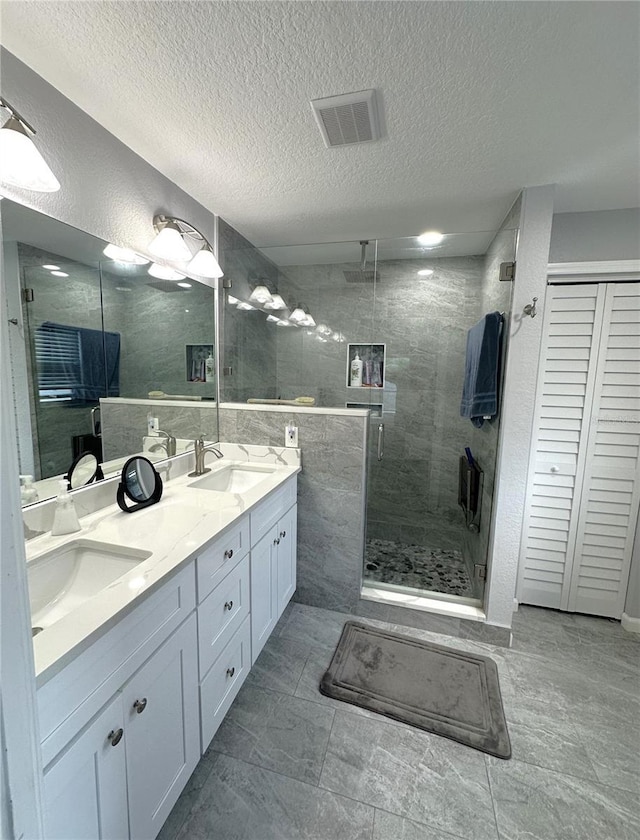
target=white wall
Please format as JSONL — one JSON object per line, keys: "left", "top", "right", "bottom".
{"left": 625, "top": 517, "right": 640, "bottom": 622}
{"left": 485, "top": 185, "right": 556, "bottom": 628}
{"left": 549, "top": 208, "right": 640, "bottom": 263}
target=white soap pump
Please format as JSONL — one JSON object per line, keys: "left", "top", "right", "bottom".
{"left": 51, "top": 479, "right": 81, "bottom": 536}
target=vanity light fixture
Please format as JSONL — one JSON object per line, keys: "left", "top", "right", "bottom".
{"left": 302, "top": 313, "right": 316, "bottom": 328}
{"left": 276, "top": 319, "right": 292, "bottom": 327}
{"left": 266, "top": 314, "right": 281, "bottom": 323}
{"left": 417, "top": 268, "right": 434, "bottom": 277}
{"left": 0, "top": 97, "right": 61, "bottom": 192}
{"left": 417, "top": 230, "right": 444, "bottom": 247}
{"left": 148, "top": 262, "right": 186, "bottom": 281}
{"left": 187, "top": 242, "right": 223, "bottom": 279}
{"left": 103, "top": 243, "right": 149, "bottom": 265}
{"left": 148, "top": 215, "right": 223, "bottom": 284}
{"left": 236, "top": 301, "right": 255, "bottom": 311}
{"left": 264, "top": 293, "right": 287, "bottom": 311}
{"left": 289, "top": 306, "right": 311, "bottom": 324}
{"left": 248, "top": 285, "right": 274, "bottom": 305}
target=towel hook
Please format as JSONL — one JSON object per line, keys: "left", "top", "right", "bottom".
{"left": 523, "top": 297, "right": 538, "bottom": 319}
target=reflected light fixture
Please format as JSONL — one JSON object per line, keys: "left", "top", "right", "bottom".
{"left": 227, "top": 294, "right": 239, "bottom": 305}
{"left": 237, "top": 302, "right": 255, "bottom": 311}
{"left": 302, "top": 313, "right": 316, "bottom": 328}
{"left": 266, "top": 314, "right": 280, "bottom": 323}
{"left": 264, "top": 293, "right": 287, "bottom": 311}
{"left": 177, "top": 281, "right": 192, "bottom": 289}
{"left": 42, "top": 264, "right": 60, "bottom": 270}
{"left": 0, "top": 97, "right": 60, "bottom": 192}
{"left": 417, "top": 268, "right": 434, "bottom": 277}
{"left": 148, "top": 263, "right": 186, "bottom": 281}
{"left": 288, "top": 307, "right": 308, "bottom": 324}
{"left": 50, "top": 270, "right": 69, "bottom": 277}
{"left": 103, "top": 243, "right": 149, "bottom": 265}
{"left": 248, "top": 285, "right": 274, "bottom": 305}
{"left": 417, "top": 230, "right": 444, "bottom": 247}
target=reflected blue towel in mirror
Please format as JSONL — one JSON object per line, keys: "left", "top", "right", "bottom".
{"left": 41, "top": 322, "right": 120, "bottom": 402}
{"left": 460, "top": 311, "right": 503, "bottom": 427}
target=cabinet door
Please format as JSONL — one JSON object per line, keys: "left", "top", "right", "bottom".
{"left": 123, "top": 614, "right": 199, "bottom": 840}
{"left": 250, "top": 526, "right": 278, "bottom": 663}
{"left": 276, "top": 505, "right": 297, "bottom": 618}
{"left": 43, "top": 693, "right": 129, "bottom": 840}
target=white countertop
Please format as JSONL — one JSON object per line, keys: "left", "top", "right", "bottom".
{"left": 28, "top": 449, "right": 300, "bottom": 685}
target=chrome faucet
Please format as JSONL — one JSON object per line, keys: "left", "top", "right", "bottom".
{"left": 189, "top": 437, "right": 223, "bottom": 477}
{"left": 149, "top": 430, "right": 176, "bottom": 457}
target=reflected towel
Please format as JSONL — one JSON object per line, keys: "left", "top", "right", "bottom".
{"left": 460, "top": 312, "right": 503, "bottom": 427}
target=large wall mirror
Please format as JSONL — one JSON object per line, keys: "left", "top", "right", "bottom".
{"left": 2, "top": 199, "right": 218, "bottom": 504}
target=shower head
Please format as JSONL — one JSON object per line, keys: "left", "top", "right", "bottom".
{"left": 343, "top": 239, "right": 379, "bottom": 283}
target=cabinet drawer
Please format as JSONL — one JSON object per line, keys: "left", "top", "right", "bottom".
{"left": 198, "top": 554, "right": 250, "bottom": 680}
{"left": 200, "top": 615, "right": 251, "bottom": 752}
{"left": 250, "top": 477, "right": 297, "bottom": 546}
{"left": 39, "top": 563, "right": 196, "bottom": 767}
{"left": 196, "top": 516, "right": 250, "bottom": 603}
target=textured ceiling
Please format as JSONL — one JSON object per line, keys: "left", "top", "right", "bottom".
{"left": 1, "top": 1, "right": 638, "bottom": 247}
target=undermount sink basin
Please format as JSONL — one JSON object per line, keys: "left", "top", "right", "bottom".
{"left": 28, "top": 539, "right": 151, "bottom": 631}
{"left": 189, "top": 464, "right": 276, "bottom": 494}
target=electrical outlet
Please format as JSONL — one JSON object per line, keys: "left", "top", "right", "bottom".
{"left": 147, "top": 415, "right": 159, "bottom": 434}
{"left": 285, "top": 424, "right": 298, "bottom": 448}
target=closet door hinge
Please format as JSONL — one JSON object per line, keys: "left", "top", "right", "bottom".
{"left": 499, "top": 262, "right": 516, "bottom": 282}
{"left": 22, "top": 288, "right": 34, "bottom": 302}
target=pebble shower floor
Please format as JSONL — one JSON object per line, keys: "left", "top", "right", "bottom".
{"left": 364, "top": 538, "right": 475, "bottom": 598}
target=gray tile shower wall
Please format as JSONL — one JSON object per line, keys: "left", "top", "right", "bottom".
{"left": 100, "top": 400, "right": 218, "bottom": 461}
{"left": 218, "top": 219, "right": 279, "bottom": 403}
{"left": 274, "top": 256, "right": 484, "bottom": 554}
{"left": 219, "top": 406, "right": 368, "bottom": 613}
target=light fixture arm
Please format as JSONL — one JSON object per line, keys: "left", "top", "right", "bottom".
{"left": 153, "top": 214, "right": 208, "bottom": 248}
{"left": 0, "top": 97, "right": 36, "bottom": 136}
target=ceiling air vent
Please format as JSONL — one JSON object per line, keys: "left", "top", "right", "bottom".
{"left": 311, "top": 89, "right": 380, "bottom": 148}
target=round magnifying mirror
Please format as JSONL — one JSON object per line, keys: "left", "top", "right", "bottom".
{"left": 117, "top": 456, "right": 163, "bottom": 513}
{"left": 65, "top": 451, "right": 104, "bottom": 490}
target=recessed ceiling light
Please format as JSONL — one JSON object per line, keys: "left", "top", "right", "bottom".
{"left": 177, "top": 281, "right": 192, "bottom": 288}
{"left": 417, "top": 231, "right": 444, "bottom": 246}
{"left": 42, "top": 264, "right": 59, "bottom": 270}
{"left": 417, "top": 269, "right": 434, "bottom": 277}
{"left": 50, "top": 270, "right": 69, "bottom": 277}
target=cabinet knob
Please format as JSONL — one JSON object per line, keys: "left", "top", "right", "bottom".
{"left": 108, "top": 728, "right": 123, "bottom": 746}
{"left": 280, "top": 530, "right": 286, "bottom": 539}
{"left": 550, "top": 465, "right": 560, "bottom": 473}
{"left": 224, "top": 548, "right": 234, "bottom": 559}
{"left": 133, "top": 698, "right": 148, "bottom": 714}
{"left": 226, "top": 666, "right": 235, "bottom": 678}
{"left": 224, "top": 600, "right": 234, "bottom": 611}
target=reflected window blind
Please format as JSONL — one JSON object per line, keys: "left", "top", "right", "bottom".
{"left": 35, "top": 323, "right": 82, "bottom": 402}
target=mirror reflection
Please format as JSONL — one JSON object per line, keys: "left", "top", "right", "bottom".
{"left": 66, "top": 451, "right": 103, "bottom": 490}
{"left": 1, "top": 200, "right": 217, "bottom": 504}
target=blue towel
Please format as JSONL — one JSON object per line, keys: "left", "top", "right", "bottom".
{"left": 460, "top": 312, "right": 503, "bottom": 427}
{"left": 42, "top": 322, "right": 120, "bottom": 402}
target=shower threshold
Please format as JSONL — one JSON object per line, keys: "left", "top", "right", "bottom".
{"left": 361, "top": 579, "right": 485, "bottom": 622}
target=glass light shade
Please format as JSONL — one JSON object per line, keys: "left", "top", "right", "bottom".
{"left": 148, "top": 263, "right": 186, "bottom": 281}
{"left": 187, "top": 245, "right": 224, "bottom": 278}
{"left": 266, "top": 314, "right": 280, "bottom": 323}
{"left": 276, "top": 319, "right": 292, "bottom": 327}
{"left": 103, "top": 243, "right": 149, "bottom": 264}
{"left": 417, "top": 230, "right": 444, "bottom": 246}
{"left": 248, "top": 285, "right": 273, "bottom": 305}
{"left": 264, "top": 293, "right": 286, "bottom": 310}
{"left": 0, "top": 117, "right": 60, "bottom": 192}
{"left": 289, "top": 307, "right": 307, "bottom": 324}
{"left": 227, "top": 295, "right": 239, "bottom": 305}
{"left": 237, "top": 302, "right": 255, "bottom": 311}
{"left": 315, "top": 323, "right": 332, "bottom": 336}
{"left": 302, "top": 313, "right": 316, "bottom": 328}
{"left": 148, "top": 222, "right": 192, "bottom": 262}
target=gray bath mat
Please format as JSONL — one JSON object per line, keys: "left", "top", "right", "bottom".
{"left": 320, "top": 621, "right": 511, "bottom": 758}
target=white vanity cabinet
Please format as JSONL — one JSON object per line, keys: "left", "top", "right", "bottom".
{"left": 249, "top": 477, "right": 298, "bottom": 663}
{"left": 39, "top": 564, "right": 199, "bottom": 840}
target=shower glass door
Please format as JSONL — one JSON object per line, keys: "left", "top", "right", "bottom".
{"left": 363, "top": 228, "right": 517, "bottom": 605}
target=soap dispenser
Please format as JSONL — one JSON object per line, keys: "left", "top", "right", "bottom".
{"left": 51, "top": 480, "right": 81, "bottom": 536}
{"left": 350, "top": 353, "right": 363, "bottom": 387}
{"left": 20, "top": 475, "right": 39, "bottom": 505}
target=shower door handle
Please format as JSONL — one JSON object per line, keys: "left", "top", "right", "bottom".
{"left": 377, "top": 423, "right": 384, "bottom": 461}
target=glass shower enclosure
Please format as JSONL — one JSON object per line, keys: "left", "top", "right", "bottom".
{"left": 223, "top": 225, "right": 517, "bottom": 607}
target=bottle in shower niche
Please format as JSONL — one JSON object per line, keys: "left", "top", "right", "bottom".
{"left": 350, "top": 353, "right": 363, "bottom": 387}
{"left": 205, "top": 353, "right": 215, "bottom": 381}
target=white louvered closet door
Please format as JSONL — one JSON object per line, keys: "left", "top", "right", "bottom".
{"left": 519, "top": 282, "right": 640, "bottom": 617}
{"left": 566, "top": 283, "right": 640, "bottom": 616}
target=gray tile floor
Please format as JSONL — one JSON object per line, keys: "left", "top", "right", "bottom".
{"left": 159, "top": 603, "right": 640, "bottom": 840}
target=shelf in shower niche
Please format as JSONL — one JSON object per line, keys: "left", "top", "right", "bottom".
{"left": 346, "top": 343, "right": 386, "bottom": 388}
